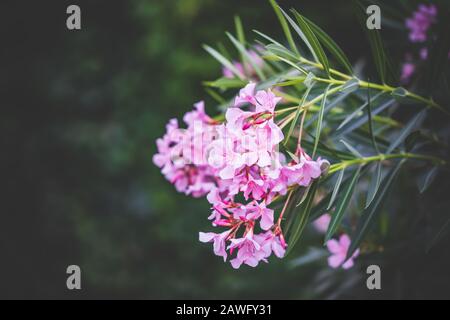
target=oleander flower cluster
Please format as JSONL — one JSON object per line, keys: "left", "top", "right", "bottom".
{"left": 153, "top": 82, "right": 329, "bottom": 268}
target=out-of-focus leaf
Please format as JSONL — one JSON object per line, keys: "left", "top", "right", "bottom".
{"left": 327, "top": 167, "right": 345, "bottom": 210}
{"left": 204, "top": 77, "right": 246, "bottom": 90}
{"left": 204, "top": 88, "right": 226, "bottom": 104}
{"left": 287, "top": 181, "right": 318, "bottom": 255}
{"left": 417, "top": 166, "right": 438, "bottom": 194}
{"left": 340, "top": 78, "right": 359, "bottom": 94}
{"left": 337, "top": 92, "right": 383, "bottom": 130}
{"left": 340, "top": 139, "right": 363, "bottom": 158}
{"left": 226, "top": 32, "right": 266, "bottom": 80}
{"left": 346, "top": 159, "right": 406, "bottom": 259}
{"left": 303, "top": 16, "right": 353, "bottom": 74}
{"left": 365, "top": 162, "right": 382, "bottom": 208}
{"left": 325, "top": 166, "right": 361, "bottom": 242}
{"left": 289, "top": 248, "right": 328, "bottom": 268}
{"left": 386, "top": 110, "right": 426, "bottom": 154}
{"left": 336, "top": 98, "right": 396, "bottom": 136}
{"left": 269, "top": 0, "right": 299, "bottom": 56}
{"left": 313, "top": 84, "right": 331, "bottom": 158}
{"left": 366, "top": 84, "right": 380, "bottom": 154}
{"left": 203, "top": 45, "right": 245, "bottom": 79}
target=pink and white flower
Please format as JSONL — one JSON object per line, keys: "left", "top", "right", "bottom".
{"left": 326, "top": 234, "right": 360, "bottom": 269}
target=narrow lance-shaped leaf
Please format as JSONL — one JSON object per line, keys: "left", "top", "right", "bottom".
{"left": 226, "top": 32, "right": 266, "bottom": 80}
{"left": 346, "top": 159, "right": 406, "bottom": 260}
{"left": 366, "top": 83, "right": 380, "bottom": 154}
{"left": 272, "top": 54, "right": 308, "bottom": 75}
{"left": 290, "top": 9, "right": 330, "bottom": 77}
{"left": 286, "top": 181, "right": 318, "bottom": 255}
{"left": 203, "top": 45, "right": 245, "bottom": 79}
{"left": 269, "top": 0, "right": 299, "bottom": 56}
{"left": 302, "top": 16, "right": 353, "bottom": 74}
{"left": 283, "top": 82, "right": 314, "bottom": 145}
{"left": 336, "top": 91, "right": 383, "bottom": 130}
{"left": 325, "top": 166, "right": 362, "bottom": 243}
{"left": 278, "top": 7, "right": 318, "bottom": 59}
{"left": 365, "top": 161, "right": 382, "bottom": 208}
{"left": 386, "top": 109, "right": 426, "bottom": 154}
{"left": 336, "top": 98, "right": 396, "bottom": 136}
{"left": 340, "top": 78, "right": 359, "bottom": 94}
{"left": 312, "top": 84, "right": 331, "bottom": 158}
{"left": 417, "top": 166, "right": 438, "bottom": 194}
{"left": 340, "top": 139, "right": 363, "bottom": 158}
{"left": 327, "top": 167, "right": 345, "bottom": 210}
{"left": 234, "top": 15, "right": 247, "bottom": 65}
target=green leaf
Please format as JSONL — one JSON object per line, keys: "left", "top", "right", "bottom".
{"left": 283, "top": 84, "right": 314, "bottom": 145}
{"left": 278, "top": 7, "right": 318, "bottom": 61}
{"left": 234, "top": 15, "right": 245, "bottom": 45}
{"left": 366, "top": 84, "right": 380, "bottom": 154}
{"left": 289, "top": 248, "right": 328, "bottom": 268}
{"left": 204, "top": 88, "right": 226, "bottom": 104}
{"left": 203, "top": 45, "right": 245, "bottom": 80}
{"left": 336, "top": 91, "right": 383, "bottom": 130}
{"left": 340, "top": 139, "right": 363, "bottom": 158}
{"left": 346, "top": 159, "right": 406, "bottom": 259}
{"left": 336, "top": 98, "right": 396, "bottom": 136}
{"left": 391, "top": 87, "right": 408, "bottom": 98}
{"left": 271, "top": 54, "right": 308, "bottom": 75}
{"left": 290, "top": 9, "right": 330, "bottom": 77}
{"left": 365, "top": 162, "right": 382, "bottom": 208}
{"left": 226, "top": 32, "right": 266, "bottom": 80}
{"left": 286, "top": 181, "right": 318, "bottom": 255}
{"left": 417, "top": 166, "right": 438, "bottom": 194}
{"left": 265, "top": 43, "right": 298, "bottom": 60}
{"left": 325, "top": 166, "right": 361, "bottom": 243}
{"left": 269, "top": 0, "right": 299, "bottom": 56}
{"left": 312, "top": 84, "right": 331, "bottom": 158}
{"left": 386, "top": 110, "right": 426, "bottom": 154}
{"left": 303, "top": 16, "right": 353, "bottom": 74}
{"left": 327, "top": 167, "right": 345, "bottom": 210}
{"left": 340, "top": 78, "right": 359, "bottom": 94}
{"left": 204, "top": 77, "right": 246, "bottom": 90}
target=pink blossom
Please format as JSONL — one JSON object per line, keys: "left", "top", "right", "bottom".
{"left": 153, "top": 102, "right": 220, "bottom": 197}
{"left": 420, "top": 47, "right": 428, "bottom": 60}
{"left": 400, "top": 62, "right": 415, "bottom": 84}
{"left": 326, "top": 234, "right": 360, "bottom": 269}
{"left": 228, "top": 230, "right": 268, "bottom": 268}
{"left": 199, "top": 230, "right": 231, "bottom": 261}
{"left": 155, "top": 82, "right": 330, "bottom": 269}
{"left": 405, "top": 4, "right": 437, "bottom": 43}
{"left": 222, "top": 49, "right": 264, "bottom": 80}
{"left": 314, "top": 214, "right": 331, "bottom": 233}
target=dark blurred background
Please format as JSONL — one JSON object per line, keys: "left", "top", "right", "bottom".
{"left": 1, "top": 0, "right": 449, "bottom": 299}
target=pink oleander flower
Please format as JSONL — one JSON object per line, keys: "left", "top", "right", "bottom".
{"left": 156, "top": 81, "right": 330, "bottom": 269}
{"left": 228, "top": 230, "right": 268, "bottom": 268}
{"left": 400, "top": 62, "right": 415, "bottom": 84}
{"left": 199, "top": 230, "right": 231, "bottom": 261}
{"left": 326, "top": 234, "right": 360, "bottom": 269}
{"left": 405, "top": 4, "right": 437, "bottom": 43}
{"left": 153, "top": 101, "right": 221, "bottom": 197}
{"left": 314, "top": 214, "right": 331, "bottom": 233}
{"left": 420, "top": 47, "right": 428, "bottom": 60}
{"left": 208, "top": 83, "right": 284, "bottom": 178}
{"left": 222, "top": 49, "right": 264, "bottom": 80}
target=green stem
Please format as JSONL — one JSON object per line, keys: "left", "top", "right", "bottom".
{"left": 329, "top": 152, "right": 447, "bottom": 174}
{"left": 298, "top": 57, "right": 447, "bottom": 114}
